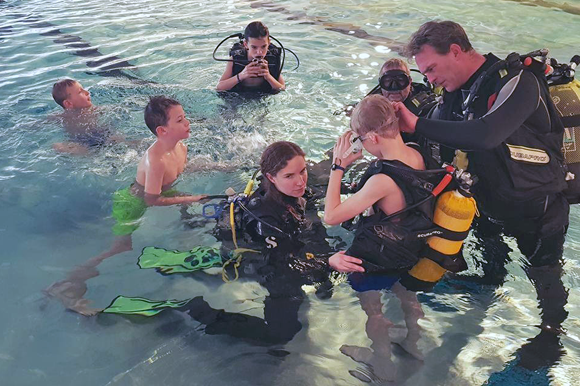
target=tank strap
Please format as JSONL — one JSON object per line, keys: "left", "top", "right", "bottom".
{"left": 423, "top": 246, "right": 468, "bottom": 273}
{"left": 410, "top": 226, "right": 470, "bottom": 242}
{"left": 561, "top": 116, "right": 580, "bottom": 128}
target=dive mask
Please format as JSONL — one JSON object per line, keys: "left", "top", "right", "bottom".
{"left": 379, "top": 70, "right": 411, "bottom": 91}
{"left": 342, "top": 134, "right": 365, "bottom": 158}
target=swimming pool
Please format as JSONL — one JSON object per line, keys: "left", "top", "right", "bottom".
{"left": 1, "top": 0, "right": 580, "bottom": 384}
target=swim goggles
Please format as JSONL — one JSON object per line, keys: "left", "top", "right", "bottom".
{"left": 379, "top": 70, "right": 411, "bottom": 91}
{"left": 342, "top": 134, "right": 366, "bottom": 158}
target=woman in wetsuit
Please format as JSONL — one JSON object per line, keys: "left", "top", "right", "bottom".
{"left": 184, "top": 141, "right": 333, "bottom": 345}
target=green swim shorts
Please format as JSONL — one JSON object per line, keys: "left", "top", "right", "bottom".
{"left": 111, "top": 186, "right": 178, "bottom": 236}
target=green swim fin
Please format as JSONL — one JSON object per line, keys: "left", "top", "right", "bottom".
{"left": 102, "top": 295, "right": 192, "bottom": 316}
{"left": 138, "top": 246, "right": 224, "bottom": 273}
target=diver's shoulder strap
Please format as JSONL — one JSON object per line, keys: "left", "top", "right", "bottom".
{"left": 229, "top": 42, "right": 246, "bottom": 59}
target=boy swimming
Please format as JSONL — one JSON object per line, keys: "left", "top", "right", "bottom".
{"left": 51, "top": 78, "right": 127, "bottom": 154}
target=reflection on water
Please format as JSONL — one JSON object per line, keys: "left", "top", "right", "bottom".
{"left": 1, "top": 0, "right": 580, "bottom": 385}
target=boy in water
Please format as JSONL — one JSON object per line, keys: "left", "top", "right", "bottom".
{"left": 216, "top": 21, "right": 285, "bottom": 93}
{"left": 51, "top": 78, "right": 126, "bottom": 155}
{"left": 324, "top": 95, "right": 426, "bottom": 381}
{"left": 45, "top": 96, "right": 206, "bottom": 316}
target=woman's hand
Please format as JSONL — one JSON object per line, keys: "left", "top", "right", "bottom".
{"left": 329, "top": 251, "right": 365, "bottom": 273}
{"left": 332, "top": 131, "right": 363, "bottom": 168}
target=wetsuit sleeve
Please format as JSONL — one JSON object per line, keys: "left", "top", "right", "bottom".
{"left": 415, "top": 70, "right": 541, "bottom": 150}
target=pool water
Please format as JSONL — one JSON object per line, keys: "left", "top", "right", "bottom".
{"left": 1, "top": 0, "right": 580, "bottom": 385}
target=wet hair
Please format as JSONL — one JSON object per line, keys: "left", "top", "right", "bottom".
{"left": 405, "top": 20, "right": 473, "bottom": 57}
{"left": 380, "top": 58, "right": 410, "bottom": 75}
{"left": 244, "top": 21, "right": 269, "bottom": 41}
{"left": 144, "top": 96, "right": 181, "bottom": 135}
{"left": 350, "top": 94, "right": 399, "bottom": 138}
{"left": 260, "top": 141, "right": 306, "bottom": 219}
{"left": 52, "top": 79, "right": 77, "bottom": 108}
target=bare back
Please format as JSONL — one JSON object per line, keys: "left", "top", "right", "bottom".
{"left": 374, "top": 145, "right": 425, "bottom": 216}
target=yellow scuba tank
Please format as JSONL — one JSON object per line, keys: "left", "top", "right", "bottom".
{"left": 550, "top": 79, "right": 580, "bottom": 203}
{"left": 401, "top": 171, "right": 477, "bottom": 291}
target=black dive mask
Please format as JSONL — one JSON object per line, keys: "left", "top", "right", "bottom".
{"left": 379, "top": 70, "right": 411, "bottom": 91}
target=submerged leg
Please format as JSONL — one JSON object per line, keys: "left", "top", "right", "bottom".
{"left": 183, "top": 293, "right": 303, "bottom": 346}
{"left": 391, "top": 281, "right": 425, "bottom": 360}
{"left": 45, "top": 235, "right": 132, "bottom": 315}
{"left": 341, "top": 290, "right": 396, "bottom": 382}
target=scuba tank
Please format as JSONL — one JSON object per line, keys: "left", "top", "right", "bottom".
{"left": 400, "top": 170, "right": 477, "bottom": 291}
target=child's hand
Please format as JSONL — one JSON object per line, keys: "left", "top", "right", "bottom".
{"left": 257, "top": 59, "right": 269, "bottom": 77}
{"left": 332, "top": 131, "right": 363, "bottom": 168}
{"left": 240, "top": 62, "right": 262, "bottom": 80}
{"left": 186, "top": 194, "right": 208, "bottom": 203}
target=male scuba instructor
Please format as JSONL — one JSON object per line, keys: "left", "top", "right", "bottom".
{"left": 395, "top": 20, "right": 570, "bottom": 359}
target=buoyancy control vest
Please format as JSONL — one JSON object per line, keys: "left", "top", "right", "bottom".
{"left": 230, "top": 42, "right": 282, "bottom": 93}
{"left": 347, "top": 156, "right": 477, "bottom": 290}
{"left": 441, "top": 52, "right": 568, "bottom": 205}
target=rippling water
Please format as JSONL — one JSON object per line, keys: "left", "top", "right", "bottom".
{"left": 1, "top": 0, "right": 580, "bottom": 385}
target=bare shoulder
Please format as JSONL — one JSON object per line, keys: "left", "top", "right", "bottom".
{"left": 177, "top": 141, "right": 188, "bottom": 162}
{"left": 145, "top": 147, "right": 166, "bottom": 173}
{"left": 364, "top": 173, "right": 398, "bottom": 195}
{"left": 407, "top": 147, "right": 426, "bottom": 170}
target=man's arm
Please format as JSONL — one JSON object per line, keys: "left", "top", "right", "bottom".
{"left": 399, "top": 70, "right": 542, "bottom": 150}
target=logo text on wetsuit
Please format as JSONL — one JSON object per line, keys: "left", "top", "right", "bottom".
{"left": 506, "top": 144, "right": 550, "bottom": 164}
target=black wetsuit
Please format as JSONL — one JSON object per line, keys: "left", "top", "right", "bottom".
{"left": 415, "top": 55, "right": 570, "bottom": 378}
{"left": 416, "top": 53, "right": 569, "bottom": 270}
{"left": 185, "top": 186, "right": 333, "bottom": 346}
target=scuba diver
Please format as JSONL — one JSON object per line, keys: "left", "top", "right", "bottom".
{"left": 339, "top": 58, "right": 437, "bottom": 122}
{"left": 323, "top": 95, "right": 477, "bottom": 382}
{"left": 105, "top": 141, "right": 335, "bottom": 347}
{"left": 215, "top": 21, "right": 286, "bottom": 93}
{"left": 186, "top": 141, "right": 333, "bottom": 345}
{"left": 372, "top": 59, "right": 437, "bottom": 118}
{"left": 395, "top": 20, "right": 572, "bottom": 383}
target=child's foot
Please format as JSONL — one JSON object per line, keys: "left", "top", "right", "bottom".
{"left": 340, "top": 345, "right": 373, "bottom": 363}
{"left": 44, "top": 280, "right": 98, "bottom": 316}
{"left": 340, "top": 345, "right": 396, "bottom": 382}
{"left": 393, "top": 338, "right": 424, "bottom": 361}
{"left": 68, "top": 298, "right": 102, "bottom": 316}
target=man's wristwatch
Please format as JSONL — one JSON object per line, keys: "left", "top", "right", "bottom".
{"left": 331, "top": 163, "right": 346, "bottom": 172}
